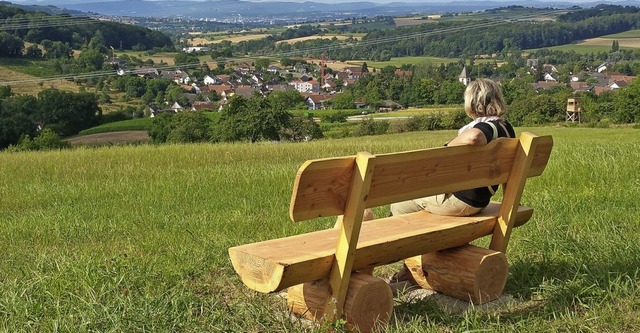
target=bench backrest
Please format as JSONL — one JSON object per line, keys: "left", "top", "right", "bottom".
{"left": 290, "top": 132, "right": 553, "bottom": 222}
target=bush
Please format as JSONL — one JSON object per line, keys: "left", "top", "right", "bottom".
{"left": 7, "top": 129, "right": 70, "bottom": 152}
{"left": 353, "top": 117, "right": 390, "bottom": 136}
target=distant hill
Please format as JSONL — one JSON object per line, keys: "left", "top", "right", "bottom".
{"left": 21, "top": 0, "right": 640, "bottom": 19}
{"left": 0, "top": 1, "right": 89, "bottom": 16}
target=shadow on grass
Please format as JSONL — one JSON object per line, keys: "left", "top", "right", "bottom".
{"left": 387, "top": 251, "right": 640, "bottom": 329}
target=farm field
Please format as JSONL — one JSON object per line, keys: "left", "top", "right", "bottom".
{"left": 0, "top": 60, "right": 80, "bottom": 95}
{"left": 1, "top": 127, "right": 639, "bottom": 331}
{"left": 187, "top": 33, "right": 271, "bottom": 45}
{"left": 275, "top": 34, "right": 359, "bottom": 45}
{"left": 529, "top": 29, "right": 640, "bottom": 53}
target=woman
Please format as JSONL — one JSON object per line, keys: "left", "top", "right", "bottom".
{"left": 390, "top": 78, "right": 516, "bottom": 218}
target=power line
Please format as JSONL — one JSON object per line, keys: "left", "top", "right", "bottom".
{"left": 0, "top": 9, "right": 563, "bottom": 86}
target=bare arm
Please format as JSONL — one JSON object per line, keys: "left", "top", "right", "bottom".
{"left": 447, "top": 128, "right": 488, "bottom": 147}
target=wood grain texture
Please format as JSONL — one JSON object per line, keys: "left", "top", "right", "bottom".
{"left": 228, "top": 203, "right": 532, "bottom": 293}
{"left": 324, "top": 152, "right": 375, "bottom": 320}
{"left": 287, "top": 273, "right": 392, "bottom": 333}
{"left": 407, "top": 244, "right": 508, "bottom": 304}
{"left": 289, "top": 133, "right": 552, "bottom": 222}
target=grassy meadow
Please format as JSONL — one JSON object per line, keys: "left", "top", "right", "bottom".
{"left": 1, "top": 127, "right": 640, "bottom": 331}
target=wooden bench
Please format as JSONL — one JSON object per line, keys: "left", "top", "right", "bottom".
{"left": 229, "top": 132, "right": 553, "bottom": 332}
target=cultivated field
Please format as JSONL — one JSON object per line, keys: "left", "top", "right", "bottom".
{"left": 530, "top": 29, "right": 640, "bottom": 53}
{"left": 1, "top": 127, "right": 639, "bottom": 331}
{"left": 187, "top": 33, "right": 271, "bottom": 45}
{"left": 275, "top": 34, "right": 358, "bottom": 45}
{"left": 0, "top": 65, "right": 79, "bottom": 95}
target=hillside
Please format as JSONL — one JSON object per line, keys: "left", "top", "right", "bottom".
{"left": 1, "top": 128, "right": 640, "bottom": 331}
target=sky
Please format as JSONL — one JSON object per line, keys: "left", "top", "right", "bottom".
{"left": 12, "top": 0, "right": 618, "bottom": 3}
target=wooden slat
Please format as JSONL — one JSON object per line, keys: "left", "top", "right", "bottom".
{"left": 289, "top": 156, "right": 355, "bottom": 222}
{"left": 228, "top": 203, "right": 533, "bottom": 293}
{"left": 324, "top": 152, "right": 375, "bottom": 321}
{"left": 490, "top": 133, "right": 553, "bottom": 253}
{"left": 367, "top": 139, "right": 519, "bottom": 208}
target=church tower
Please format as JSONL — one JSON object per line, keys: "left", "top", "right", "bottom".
{"left": 459, "top": 66, "right": 471, "bottom": 86}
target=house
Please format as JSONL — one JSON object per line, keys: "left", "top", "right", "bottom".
{"left": 322, "top": 80, "right": 337, "bottom": 92}
{"left": 609, "top": 80, "right": 628, "bottom": 90}
{"left": 251, "top": 74, "right": 264, "bottom": 85}
{"left": 208, "top": 84, "right": 234, "bottom": 98}
{"left": 184, "top": 93, "right": 210, "bottom": 106}
{"left": 267, "top": 65, "right": 282, "bottom": 74}
{"left": 596, "top": 62, "right": 608, "bottom": 73}
{"left": 117, "top": 66, "right": 158, "bottom": 78}
{"left": 233, "top": 85, "right": 260, "bottom": 98}
{"left": 542, "top": 64, "right": 558, "bottom": 73}
{"left": 378, "top": 99, "right": 402, "bottom": 112}
{"left": 289, "top": 80, "right": 320, "bottom": 93}
{"left": 543, "top": 73, "right": 556, "bottom": 82}
{"left": 593, "top": 86, "right": 612, "bottom": 96}
{"left": 170, "top": 101, "right": 186, "bottom": 112}
{"left": 237, "top": 62, "right": 252, "bottom": 73}
{"left": 161, "top": 70, "right": 191, "bottom": 85}
{"left": 342, "top": 66, "right": 365, "bottom": 79}
{"left": 570, "top": 81, "right": 592, "bottom": 93}
{"left": 267, "top": 84, "right": 294, "bottom": 93}
{"left": 105, "top": 57, "right": 126, "bottom": 68}
{"left": 216, "top": 75, "right": 232, "bottom": 84}
{"left": 191, "top": 101, "right": 216, "bottom": 111}
{"left": 533, "top": 81, "right": 560, "bottom": 91}
{"left": 306, "top": 94, "right": 329, "bottom": 110}
{"left": 203, "top": 75, "right": 220, "bottom": 85}
{"left": 182, "top": 46, "right": 210, "bottom": 53}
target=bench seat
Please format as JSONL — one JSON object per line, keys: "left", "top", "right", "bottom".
{"left": 229, "top": 202, "right": 533, "bottom": 293}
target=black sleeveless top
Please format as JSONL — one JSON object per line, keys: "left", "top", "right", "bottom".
{"left": 453, "top": 120, "right": 516, "bottom": 208}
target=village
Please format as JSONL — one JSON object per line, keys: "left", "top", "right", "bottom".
{"left": 106, "top": 53, "right": 638, "bottom": 120}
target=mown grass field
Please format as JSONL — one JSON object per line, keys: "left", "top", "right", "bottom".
{"left": 1, "top": 127, "right": 639, "bottom": 331}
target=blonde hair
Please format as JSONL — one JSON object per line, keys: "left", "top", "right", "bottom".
{"left": 464, "top": 78, "right": 507, "bottom": 118}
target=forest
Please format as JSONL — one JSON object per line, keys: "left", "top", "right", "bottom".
{"left": 0, "top": 4, "right": 173, "bottom": 53}
{"left": 205, "top": 5, "right": 640, "bottom": 61}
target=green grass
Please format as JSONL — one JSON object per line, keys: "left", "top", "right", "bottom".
{"left": 528, "top": 44, "right": 619, "bottom": 54}
{"left": 78, "top": 118, "right": 154, "bottom": 135}
{"left": 363, "top": 56, "right": 460, "bottom": 68}
{"left": 1, "top": 127, "right": 640, "bottom": 331}
{"left": 0, "top": 58, "right": 60, "bottom": 77}
{"left": 603, "top": 29, "right": 640, "bottom": 38}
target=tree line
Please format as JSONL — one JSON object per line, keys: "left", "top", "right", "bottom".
{"left": 203, "top": 5, "right": 640, "bottom": 62}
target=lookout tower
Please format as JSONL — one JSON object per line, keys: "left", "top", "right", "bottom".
{"left": 566, "top": 97, "right": 582, "bottom": 123}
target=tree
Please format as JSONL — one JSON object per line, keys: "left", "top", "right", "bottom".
{"left": 267, "top": 90, "right": 305, "bottom": 110}
{"left": 611, "top": 40, "right": 620, "bottom": 52}
{"left": 88, "top": 30, "right": 107, "bottom": 54}
{"left": 35, "top": 89, "right": 101, "bottom": 137}
{"left": 613, "top": 78, "right": 640, "bottom": 123}
{"left": 166, "top": 112, "right": 212, "bottom": 143}
{"left": 332, "top": 92, "right": 355, "bottom": 109}
{"left": 76, "top": 48, "right": 105, "bottom": 71}
{"left": 25, "top": 44, "right": 43, "bottom": 59}
{"left": 0, "top": 32, "right": 24, "bottom": 57}
{"left": 215, "top": 95, "right": 292, "bottom": 143}
{"left": 254, "top": 58, "right": 270, "bottom": 72}
{"left": 0, "top": 85, "right": 12, "bottom": 99}
{"left": 148, "top": 112, "right": 175, "bottom": 143}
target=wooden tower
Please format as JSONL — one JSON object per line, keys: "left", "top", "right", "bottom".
{"left": 566, "top": 97, "right": 582, "bottom": 123}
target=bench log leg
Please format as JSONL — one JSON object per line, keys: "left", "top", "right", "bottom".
{"left": 287, "top": 273, "right": 393, "bottom": 333}
{"left": 404, "top": 244, "right": 508, "bottom": 304}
